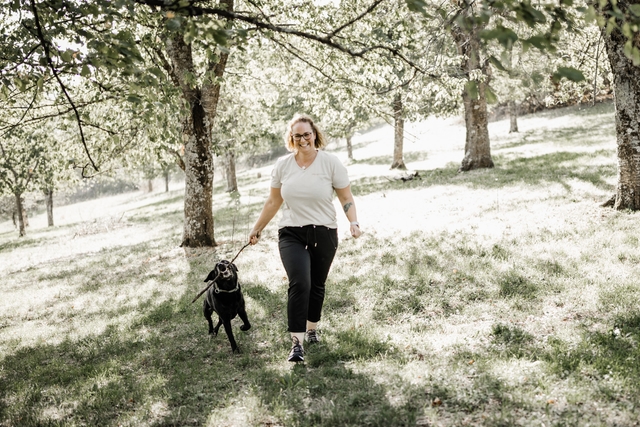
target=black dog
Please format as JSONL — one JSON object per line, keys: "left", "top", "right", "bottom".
{"left": 203, "top": 260, "right": 251, "bottom": 353}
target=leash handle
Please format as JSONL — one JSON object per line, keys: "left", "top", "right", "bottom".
{"left": 190, "top": 242, "right": 251, "bottom": 304}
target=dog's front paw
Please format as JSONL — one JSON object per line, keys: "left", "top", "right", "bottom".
{"left": 209, "top": 330, "right": 218, "bottom": 337}
{"left": 232, "top": 347, "right": 241, "bottom": 354}
{"left": 240, "top": 323, "right": 251, "bottom": 331}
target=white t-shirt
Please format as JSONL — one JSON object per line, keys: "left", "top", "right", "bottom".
{"left": 271, "top": 150, "right": 350, "bottom": 228}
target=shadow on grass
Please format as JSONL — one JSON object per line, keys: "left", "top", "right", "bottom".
{"left": 496, "top": 107, "right": 615, "bottom": 151}
{"left": 0, "top": 282, "right": 424, "bottom": 427}
{"left": 430, "top": 312, "right": 640, "bottom": 424}
{"left": 544, "top": 311, "right": 640, "bottom": 390}
{"left": 3, "top": 232, "right": 640, "bottom": 426}
{"left": 0, "top": 226, "right": 73, "bottom": 253}
{"left": 0, "top": 293, "right": 266, "bottom": 427}
{"left": 351, "top": 149, "right": 615, "bottom": 198}
{"left": 352, "top": 150, "right": 430, "bottom": 167}
{"left": 125, "top": 194, "right": 184, "bottom": 211}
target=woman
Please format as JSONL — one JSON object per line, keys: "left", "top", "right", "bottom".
{"left": 249, "top": 114, "right": 361, "bottom": 362}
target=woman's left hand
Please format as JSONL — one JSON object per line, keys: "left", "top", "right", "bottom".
{"left": 350, "top": 224, "right": 362, "bottom": 238}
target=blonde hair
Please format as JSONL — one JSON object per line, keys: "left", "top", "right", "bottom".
{"left": 284, "top": 114, "right": 327, "bottom": 152}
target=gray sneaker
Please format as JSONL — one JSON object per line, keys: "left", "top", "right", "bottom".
{"left": 287, "top": 337, "right": 304, "bottom": 362}
{"left": 306, "top": 329, "right": 320, "bottom": 344}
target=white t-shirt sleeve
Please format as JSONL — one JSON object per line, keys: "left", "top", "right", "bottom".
{"left": 270, "top": 157, "right": 285, "bottom": 188}
{"left": 332, "top": 155, "right": 350, "bottom": 189}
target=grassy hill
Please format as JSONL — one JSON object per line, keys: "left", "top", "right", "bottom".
{"left": 2, "top": 101, "right": 639, "bottom": 426}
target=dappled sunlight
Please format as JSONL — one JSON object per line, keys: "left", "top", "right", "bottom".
{"left": 3, "top": 104, "right": 640, "bottom": 426}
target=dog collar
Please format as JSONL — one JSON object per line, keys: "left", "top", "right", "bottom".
{"left": 211, "top": 281, "right": 239, "bottom": 294}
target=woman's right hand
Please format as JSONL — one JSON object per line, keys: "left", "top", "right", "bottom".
{"left": 249, "top": 229, "right": 261, "bottom": 245}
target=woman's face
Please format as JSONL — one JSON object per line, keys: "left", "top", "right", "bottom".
{"left": 291, "top": 121, "right": 316, "bottom": 152}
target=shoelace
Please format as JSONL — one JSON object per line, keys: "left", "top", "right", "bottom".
{"left": 292, "top": 336, "right": 302, "bottom": 350}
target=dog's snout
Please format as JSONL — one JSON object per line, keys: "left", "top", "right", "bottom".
{"left": 217, "top": 261, "right": 234, "bottom": 279}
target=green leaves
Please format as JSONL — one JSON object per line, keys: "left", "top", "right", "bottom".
{"left": 485, "top": 85, "right": 498, "bottom": 104}
{"left": 629, "top": 4, "right": 640, "bottom": 17}
{"left": 465, "top": 81, "right": 478, "bottom": 99}
{"left": 522, "top": 35, "right": 552, "bottom": 52}
{"left": 405, "top": 0, "right": 431, "bottom": 17}
{"left": 464, "top": 81, "right": 498, "bottom": 103}
{"left": 488, "top": 55, "right": 507, "bottom": 72}
{"left": 166, "top": 17, "right": 183, "bottom": 32}
{"left": 552, "top": 67, "right": 585, "bottom": 83}
{"left": 480, "top": 26, "right": 518, "bottom": 49}
{"left": 60, "top": 49, "right": 75, "bottom": 63}
{"left": 623, "top": 41, "right": 640, "bottom": 66}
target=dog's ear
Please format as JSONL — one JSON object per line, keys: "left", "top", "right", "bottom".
{"left": 230, "top": 263, "right": 238, "bottom": 273}
{"left": 204, "top": 270, "right": 217, "bottom": 282}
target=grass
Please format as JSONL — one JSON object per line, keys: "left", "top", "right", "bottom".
{"left": 2, "top": 102, "right": 640, "bottom": 426}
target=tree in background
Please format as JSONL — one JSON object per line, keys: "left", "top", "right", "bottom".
{"left": 449, "top": 2, "right": 495, "bottom": 171}
{"left": 0, "top": 127, "right": 55, "bottom": 236}
{"left": 408, "top": 0, "right": 639, "bottom": 209}
{"left": 597, "top": 0, "right": 640, "bottom": 210}
{"left": 279, "top": 0, "right": 449, "bottom": 170}
{"left": 490, "top": 23, "right": 612, "bottom": 133}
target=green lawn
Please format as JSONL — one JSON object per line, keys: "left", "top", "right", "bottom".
{"left": 2, "top": 102, "right": 639, "bottom": 426}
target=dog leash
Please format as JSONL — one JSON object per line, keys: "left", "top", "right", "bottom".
{"left": 191, "top": 242, "right": 251, "bottom": 304}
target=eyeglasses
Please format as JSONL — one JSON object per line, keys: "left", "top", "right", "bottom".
{"left": 292, "top": 132, "right": 313, "bottom": 141}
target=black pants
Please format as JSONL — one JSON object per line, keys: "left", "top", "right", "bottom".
{"left": 278, "top": 225, "right": 338, "bottom": 333}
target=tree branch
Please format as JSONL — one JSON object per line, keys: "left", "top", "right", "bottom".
{"left": 29, "top": 0, "right": 99, "bottom": 175}
{"left": 148, "top": 43, "right": 181, "bottom": 87}
{"left": 326, "top": 0, "right": 385, "bottom": 39}
{"left": 270, "top": 37, "right": 337, "bottom": 83}
{"left": 0, "top": 96, "right": 117, "bottom": 137}
{"left": 133, "top": 0, "right": 426, "bottom": 73}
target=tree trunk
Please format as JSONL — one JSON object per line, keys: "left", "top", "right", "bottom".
{"left": 593, "top": 34, "right": 602, "bottom": 107}
{"left": 508, "top": 100, "right": 519, "bottom": 133}
{"left": 168, "top": 36, "right": 215, "bottom": 247}
{"left": 164, "top": 170, "right": 170, "bottom": 192}
{"left": 601, "top": 11, "right": 640, "bottom": 210}
{"left": 166, "top": 0, "right": 233, "bottom": 247}
{"left": 452, "top": 20, "right": 494, "bottom": 172}
{"left": 15, "top": 193, "right": 26, "bottom": 237}
{"left": 346, "top": 134, "right": 353, "bottom": 160}
{"left": 225, "top": 149, "right": 238, "bottom": 193}
{"left": 45, "top": 188, "right": 54, "bottom": 227}
{"left": 390, "top": 94, "right": 406, "bottom": 170}
{"left": 147, "top": 179, "right": 153, "bottom": 193}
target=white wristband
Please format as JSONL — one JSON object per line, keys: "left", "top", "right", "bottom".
{"left": 350, "top": 221, "right": 359, "bottom": 227}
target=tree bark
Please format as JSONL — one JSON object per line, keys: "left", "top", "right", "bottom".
{"left": 602, "top": 9, "right": 640, "bottom": 210}
{"left": 452, "top": 20, "right": 494, "bottom": 172}
{"left": 508, "top": 100, "right": 519, "bottom": 133}
{"left": 15, "top": 193, "right": 26, "bottom": 237}
{"left": 166, "top": 0, "right": 233, "bottom": 247}
{"left": 45, "top": 188, "right": 54, "bottom": 227}
{"left": 593, "top": 34, "right": 602, "bottom": 107}
{"left": 346, "top": 134, "right": 353, "bottom": 160}
{"left": 390, "top": 94, "right": 406, "bottom": 170}
{"left": 225, "top": 149, "right": 238, "bottom": 193}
